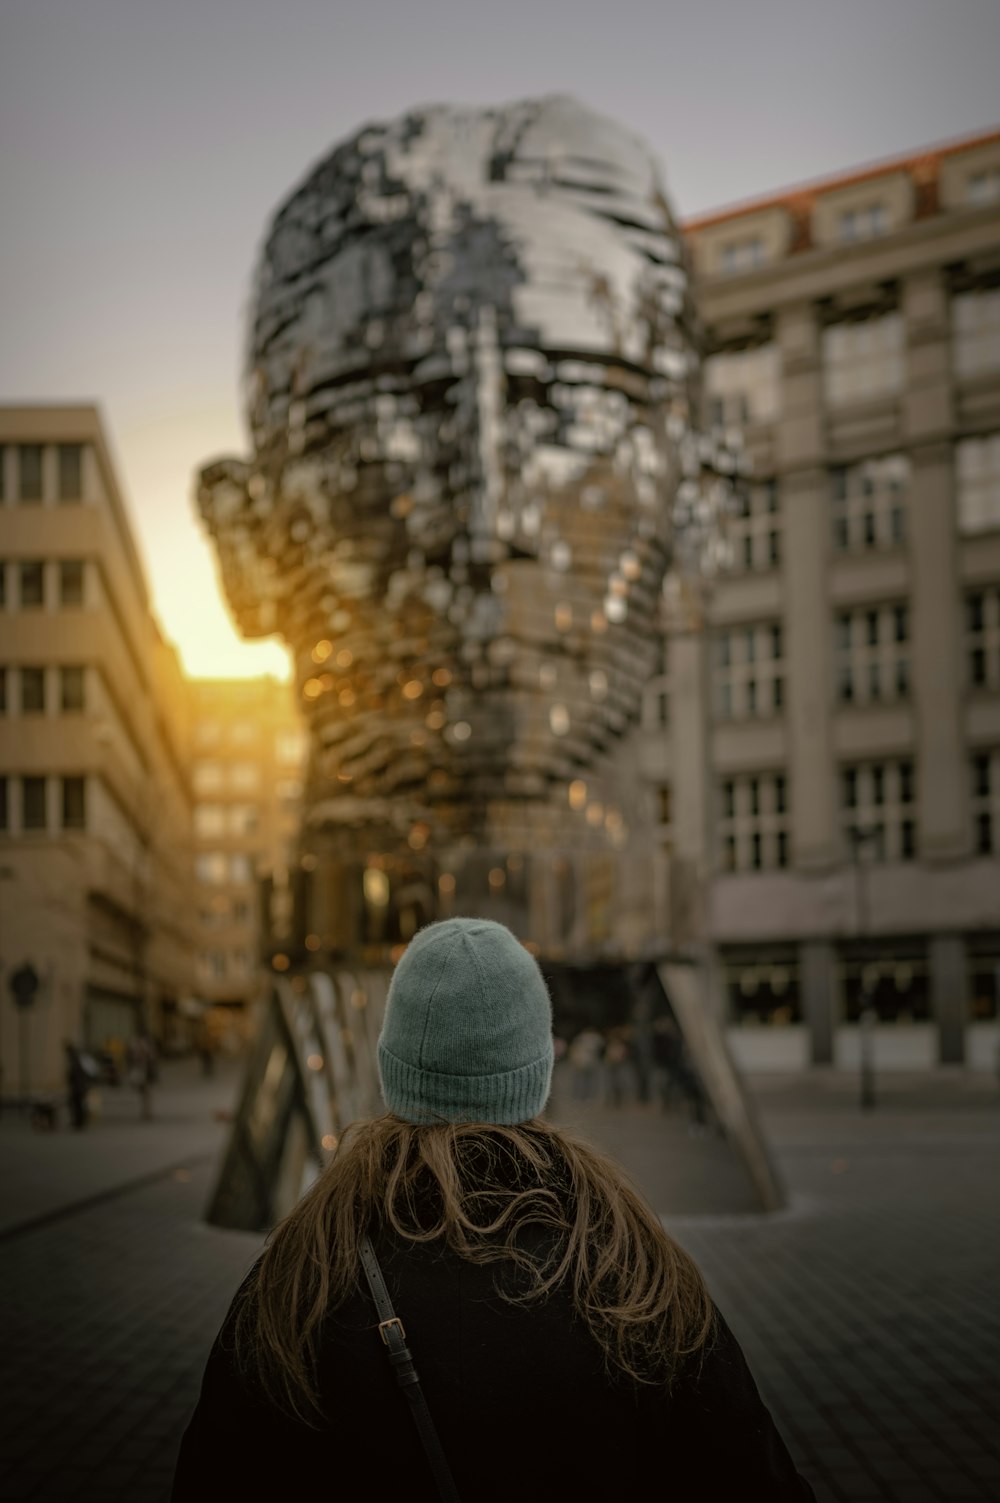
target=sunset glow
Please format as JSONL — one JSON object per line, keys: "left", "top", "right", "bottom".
{"left": 114, "top": 404, "right": 292, "bottom": 682}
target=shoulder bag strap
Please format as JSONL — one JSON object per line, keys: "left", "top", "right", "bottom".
{"left": 357, "top": 1234, "right": 462, "bottom": 1503}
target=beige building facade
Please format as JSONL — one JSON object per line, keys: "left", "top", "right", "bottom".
{"left": 0, "top": 405, "right": 197, "bottom": 1096}
{"left": 656, "top": 128, "right": 1000, "bottom": 1070}
{"left": 187, "top": 676, "right": 305, "bottom": 1041}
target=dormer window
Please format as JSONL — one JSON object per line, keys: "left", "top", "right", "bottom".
{"left": 839, "top": 203, "right": 888, "bottom": 243}
{"left": 720, "top": 237, "right": 764, "bottom": 275}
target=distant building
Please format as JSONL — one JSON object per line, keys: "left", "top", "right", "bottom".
{"left": 186, "top": 676, "right": 305, "bottom": 1040}
{"left": 663, "top": 127, "right": 1000, "bottom": 1069}
{"left": 0, "top": 405, "right": 197, "bottom": 1095}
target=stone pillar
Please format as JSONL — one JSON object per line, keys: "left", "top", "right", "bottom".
{"left": 903, "top": 270, "right": 966, "bottom": 862}
{"left": 783, "top": 475, "right": 838, "bottom": 869}
{"left": 909, "top": 446, "right": 966, "bottom": 858}
{"left": 0, "top": 442, "right": 13, "bottom": 505}
{"left": 775, "top": 302, "right": 837, "bottom": 872}
{"left": 81, "top": 443, "right": 99, "bottom": 505}
{"left": 801, "top": 939, "right": 838, "bottom": 1065}
{"left": 670, "top": 629, "right": 712, "bottom": 880}
{"left": 42, "top": 444, "right": 58, "bottom": 506}
{"left": 929, "top": 933, "right": 967, "bottom": 1065}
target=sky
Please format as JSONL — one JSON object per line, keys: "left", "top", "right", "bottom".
{"left": 1, "top": 0, "right": 998, "bottom": 679}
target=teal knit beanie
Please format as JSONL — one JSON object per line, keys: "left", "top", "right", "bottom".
{"left": 377, "top": 918, "right": 554, "bottom": 1125}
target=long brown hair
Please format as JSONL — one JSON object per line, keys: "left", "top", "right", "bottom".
{"left": 233, "top": 1115, "right": 715, "bottom": 1426}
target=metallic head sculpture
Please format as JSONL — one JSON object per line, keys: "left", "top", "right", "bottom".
{"left": 199, "top": 96, "right": 735, "bottom": 961}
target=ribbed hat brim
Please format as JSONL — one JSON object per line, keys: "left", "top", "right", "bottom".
{"left": 378, "top": 1041, "right": 553, "bottom": 1125}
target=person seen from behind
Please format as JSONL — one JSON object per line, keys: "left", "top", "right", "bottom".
{"left": 173, "top": 918, "right": 815, "bottom": 1501}
{"left": 127, "top": 1033, "right": 155, "bottom": 1121}
{"left": 63, "top": 1040, "right": 91, "bottom": 1130}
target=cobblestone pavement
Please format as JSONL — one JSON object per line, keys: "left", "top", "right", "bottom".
{"left": 557, "top": 1072, "right": 1000, "bottom": 1503}
{"left": 0, "top": 1058, "right": 243, "bottom": 1237}
{"left": 1, "top": 1062, "right": 998, "bottom": 1502}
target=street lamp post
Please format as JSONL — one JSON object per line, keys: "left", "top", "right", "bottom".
{"left": 849, "top": 824, "right": 880, "bottom": 1112}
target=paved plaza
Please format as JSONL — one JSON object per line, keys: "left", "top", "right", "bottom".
{"left": 1, "top": 1059, "right": 998, "bottom": 1502}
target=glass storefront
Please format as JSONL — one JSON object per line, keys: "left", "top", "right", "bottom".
{"left": 723, "top": 950, "right": 801, "bottom": 1025}
{"left": 838, "top": 940, "right": 929, "bottom": 1022}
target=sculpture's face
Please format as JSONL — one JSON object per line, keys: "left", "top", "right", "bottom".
{"left": 201, "top": 98, "right": 712, "bottom": 863}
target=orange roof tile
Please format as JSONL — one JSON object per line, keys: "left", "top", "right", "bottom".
{"left": 682, "top": 125, "right": 1000, "bottom": 233}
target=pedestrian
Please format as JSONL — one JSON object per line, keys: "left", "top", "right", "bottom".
{"left": 63, "top": 1040, "right": 90, "bottom": 1130}
{"left": 173, "top": 918, "right": 814, "bottom": 1501}
{"left": 567, "top": 1024, "right": 603, "bottom": 1101}
{"left": 676, "top": 1040, "right": 712, "bottom": 1133}
{"left": 603, "top": 1027, "right": 632, "bottom": 1107}
{"left": 197, "top": 1024, "right": 215, "bottom": 1078}
{"left": 652, "top": 1014, "right": 683, "bottom": 1112}
{"left": 126, "top": 1033, "right": 155, "bottom": 1121}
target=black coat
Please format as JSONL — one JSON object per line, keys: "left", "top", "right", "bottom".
{"left": 173, "top": 1229, "right": 815, "bottom": 1501}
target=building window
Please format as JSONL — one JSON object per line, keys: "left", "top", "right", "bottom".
{"left": 720, "top": 237, "right": 765, "bottom": 275}
{"left": 966, "top": 587, "right": 1000, "bottom": 690}
{"left": 969, "top": 941, "right": 1000, "bottom": 1020}
{"left": 199, "top": 950, "right": 227, "bottom": 982}
{"left": 841, "top": 760, "right": 916, "bottom": 862}
{"left": 229, "top": 803, "right": 259, "bottom": 836}
{"left": 61, "top": 776, "right": 86, "bottom": 830}
{"left": 971, "top": 751, "right": 1000, "bottom": 854}
{"left": 957, "top": 433, "right": 1000, "bottom": 534}
{"left": 953, "top": 289, "right": 1000, "bottom": 380}
{"left": 721, "top": 481, "right": 781, "bottom": 572}
{"left": 276, "top": 730, "right": 307, "bottom": 765}
{"left": 230, "top": 853, "right": 253, "bottom": 885}
{"left": 20, "top": 561, "right": 45, "bottom": 608}
{"left": 822, "top": 312, "right": 903, "bottom": 406}
{"left": 836, "top": 604, "right": 910, "bottom": 706}
{"left": 229, "top": 761, "right": 261, "bottom": 792}
{"left": 192, "top": 761, "right": 224, "bottom": 794}
{"left": 195, "top": 721, "right": 222, "bottom": 747}
{"left": 230, "top": 721, "right": 258, "bottom": 745}
{"left": 724, "top": 952, "right": 801, "bottom": 1025}
{"left": 195, "top": 851, "right": 229, "bottom": 885}
{"left": 714, "top": 621, "right": 785, "bottom": 721}
{"left": 60, "top": 666, "right": 85, "bottom": 712}
{"left": 838, "top": 203, "right": 888, "bottom": 243}
{"left": 717, "top": 772, "right": 790, "bottom": 871}
{"left": 22, "top": 776, "right": 47, "bottom": 830}
{"left": 20, "top": 667, "right": 46, "bottom": 714}
{"left": 233, "top": 898, "right": 251, "bottom": 926}
{"left": 831, "top": 455, "right": 909, "bottom": 551}
{"left": 705, "top": 344, "right": 781, "bottom": 428}
{"left": 275, "top": 780, "right": 303, "bottom": 805}
{"left": 58, "top": 560, "right": 85, "bottom": 607}
{"left": 57, "top": 445, "right": 83, "bottom": 502}
{"left": 18, "top": 445, "right": 43, "bottom": 502}
{"left": 641, "top": 671, "right": 670, "bottom": 731}
{"left": 230, "top": 950, "right": 251, "bottom": 980}
{"left": 194, "top": 805, "right": 227, "bottom": 839}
